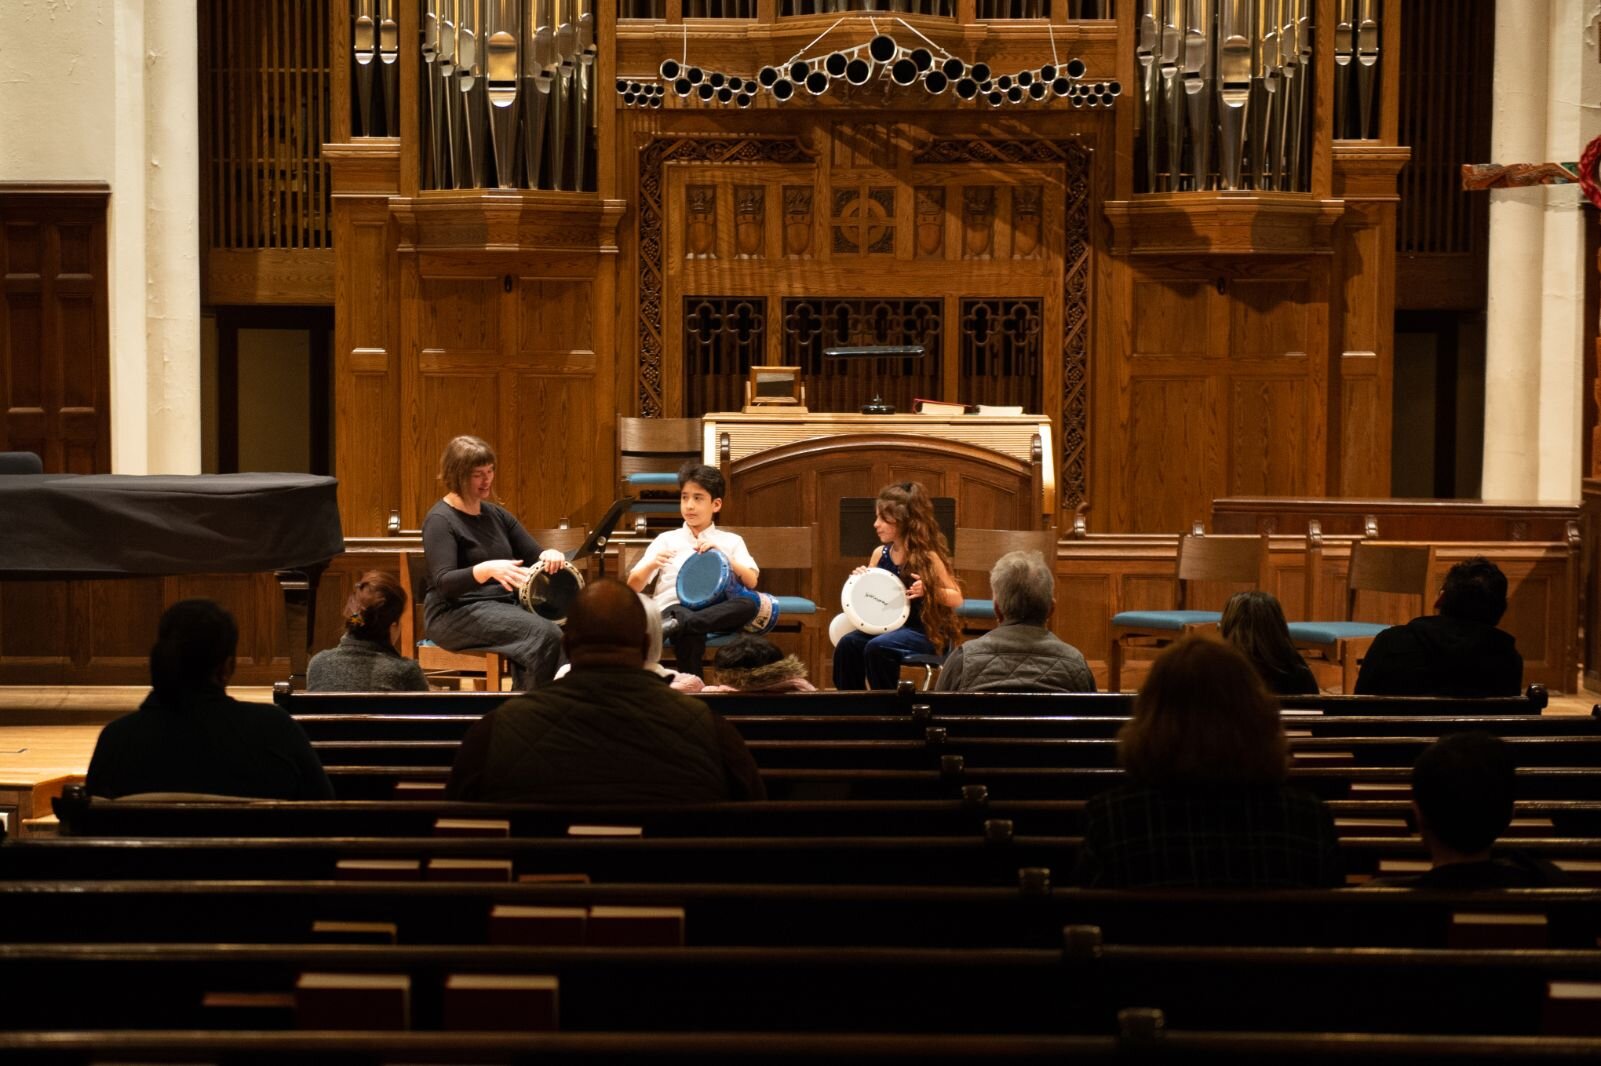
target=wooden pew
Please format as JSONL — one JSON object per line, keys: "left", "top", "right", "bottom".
{"left": 290, "top": 711, "right": 1601, "bottom": 745}
{"left": 6, "top": 832, "right": 1601, "bottom": 884}
{"left": 1, "top": 1029, "right": 1598, "bottom": 1065}
{"left": 45, "top": 794, "right": 1601, "bottom": 841}
{"left": 0, "top": 879, "right": 1596, "bottom": 951}
{"left": 302, "top": 734, "right": 1601, "bottom": 772}
{"left": 0, "top": 830, "right": 1075, "bottom": 884}
{"left": 309, "top": 763, "right": 1601, "bottom": 803}
{"left": 274, "top": 682, "right": 1554, "bottom": 719}
{"left": 1, "top": 940, "right": 1598, "bottom": 1036}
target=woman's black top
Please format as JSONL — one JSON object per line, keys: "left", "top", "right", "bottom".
{"left": 421, "top": 500, "right": 545, "bottom": 605}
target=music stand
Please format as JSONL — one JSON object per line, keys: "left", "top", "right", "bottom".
{"left": 839, "top": 497, "right": 957, "bottom": 558}
{"left": 567, "top": 496, "right": 636, "bottom": 574}
{"left": 822, "top": 344, "right": 926, "bottom": 415}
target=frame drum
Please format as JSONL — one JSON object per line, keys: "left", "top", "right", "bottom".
{"left": 841, "top": 567, "right": 910, "bottom": 635}
{"left": 676, "top": 548, "right": 740, "bottom": 609}
{"left": 518, "top": 561, "right": 584, "bottom": 624}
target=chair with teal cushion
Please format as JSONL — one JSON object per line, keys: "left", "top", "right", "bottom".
{"left": 618, "top": 417, "right": 702, "bottom": 533}
{"left": 1288, "top": 540, "right": 1435, "bottom": 694}
{"left": 1108, "top": 531, "right": 1269, "bottom": 691}
{"left": 951, "top": 527, "right": 1059, "bottom": 634}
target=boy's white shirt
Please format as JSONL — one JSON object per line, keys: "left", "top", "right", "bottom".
{"left": 642, "top": 521, "right": 758, "bottom": 612}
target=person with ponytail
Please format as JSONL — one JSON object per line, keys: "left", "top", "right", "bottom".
{"left": 832, "top": 481, "right": 962, "bottom": 690}
{"left": 308, "top": 570, "right": 429, "bottom": 691}
{"left": 85, "top": 599, "right": 334, "bottom": 799}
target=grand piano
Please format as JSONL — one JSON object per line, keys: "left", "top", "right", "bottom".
{"left": 0, "top": 472, "right": 344, "bottom": 687}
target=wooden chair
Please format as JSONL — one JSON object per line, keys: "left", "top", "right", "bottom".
{"left": 618, "top": 416, "right": 702, "bottom": 534}
{"left": 399, "top": 526, "right": 588, "bottom": 691}
{"left": 1107, "top": 532, "right": 1269, "bottom": 691}
{"left": 950, "top": 527, "right": 1059, "bottom": 627}
{"left": 1288, "top": 539, "right": 1436, "bottom": 694}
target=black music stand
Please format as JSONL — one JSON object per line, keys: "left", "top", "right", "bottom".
{"left": 567, "top": 496, "right": 636, "bottom": 575}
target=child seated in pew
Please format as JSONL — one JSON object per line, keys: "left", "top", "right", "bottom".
{"left": 702, "top": 635, "right": 816, "bottom": 693}
{"left": 1074, "top": 636, "right": 1343, "bottom": 888}
{"left": 1383, "top": 732, "right": 1568, "bottom": 889}
{"left": 86, "top": 600, "right": 334, "bottom": 800}
{"left": 307, "top": 570, "right": 428, "bottom": 692}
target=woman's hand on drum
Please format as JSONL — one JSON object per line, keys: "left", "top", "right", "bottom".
{"left": 474, "top": 558, "right": 532, "bottom": 591}
{"left": 850, "top": 566, "right": 868, "bottom": 577}
{"left": 907, "top": 574, "right": 926, "bottom": 601}
{"left": 536, "top": 548, "right": 566, "bottom": 574}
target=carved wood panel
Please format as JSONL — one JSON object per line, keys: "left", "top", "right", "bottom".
{"left": 636, "top": 131, "right": 1094, "bottom": 519}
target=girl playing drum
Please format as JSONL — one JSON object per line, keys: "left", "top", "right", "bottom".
{"left": 832, "top": 481, "right": 962, "bottom": 690}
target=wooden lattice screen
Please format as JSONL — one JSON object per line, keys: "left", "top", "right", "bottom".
{"left": 201, "top": 0, "right": 332, "bottom": 251}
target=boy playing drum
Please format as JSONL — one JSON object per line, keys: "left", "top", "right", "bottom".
{"left": 627, "top": 462, "right": 760, "bottom": 677}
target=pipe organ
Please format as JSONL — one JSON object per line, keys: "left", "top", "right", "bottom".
{"left": 322, "top": 0, "right": 1404, "bottom": 541}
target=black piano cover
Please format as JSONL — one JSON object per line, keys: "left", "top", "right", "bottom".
{"left": 0, "top": 473, "right": 344, "bottom": 578}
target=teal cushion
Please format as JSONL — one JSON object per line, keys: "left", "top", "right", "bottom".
{"left": 625, "top": 472, "right": 681, "bottom": 487}
{"left": 1287, "top": 621, "right": 1390, "bottom": 644}
{"left": 1111, "top": 610, "right": 1222, "bottom": 630}
{"left": 628, "top": 501, "right": 683, "bottom": 513}
{"left": 772, "top": 595, "right": 817, "bottom": 615}
{"left": 957, "top": 598, "right": 996, "bottom": 619}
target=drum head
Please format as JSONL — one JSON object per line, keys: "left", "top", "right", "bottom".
{"left": 676, "top": 548, "right": 735, "bottom": 610}
{"left": 519, "top": 563, "right": 583, "bottom": 624}
{"left": 841, "top": 567, "right": 910, "bottom": 635}
{"left": 828, "top": 611, "right": 855, "bottom": 647}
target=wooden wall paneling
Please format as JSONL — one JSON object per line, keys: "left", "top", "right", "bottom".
{"left": 0, "top": 185, "right": 111, "bottom": 473}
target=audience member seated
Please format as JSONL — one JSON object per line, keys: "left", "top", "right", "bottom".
{"left": 307, "top": 570, "right": 429, "bottom": 692}
{"left": 702, "top": 635, "right": 816, "bottom": 693}
{"left": 1075, "top": 636, "right": 1342, "bottom": 888}
{"left": 85, "top": 599, "right": 334, "bottom": 800}
{"left": 1220, "top": 590, "right": 1320, "bottom": 696}
{"left": 934, "top": 550, "right": 1094, "bottom": 694}
{"left": 1354, "top": 556, "right": 1523, "bottom": 697}
{"left": 446, "top": 578, "right": 765, "bottom": 803}
{"left": 1384, "top": 732, "right": 1568, "bottom": 888}
{"left": 553, "top": 591, "right": 705, "bottom": 693}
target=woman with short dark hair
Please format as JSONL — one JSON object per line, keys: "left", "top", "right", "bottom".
{"left": 308, "top": 570, "right": 429, "bottom": 691}
{"left": 1076, "top": 636, "right": 1341, "bottom": 888}
{"left": 421, "top": 435, "right": 567, "bottom": 690}
{"left": 85, "top": 599, "right": 334, "bottom": 799}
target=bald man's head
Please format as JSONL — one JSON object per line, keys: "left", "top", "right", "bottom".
{"left": 563, "top": 578, "right": 651, "bottom": 670}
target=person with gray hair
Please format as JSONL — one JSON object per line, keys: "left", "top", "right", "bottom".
{"left": 934, "top": 550, "right": 1094, "bottom": 693}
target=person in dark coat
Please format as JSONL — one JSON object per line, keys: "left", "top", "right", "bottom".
{"left": 935, "top": 549, "right": 1094, "bottom": 694}
{"left": 446, "top": 578, "right": 764, "bottom": 803}
{"left": 308, "top": 569, "right": 428, "bottom": 692}
{"left": 1384, "top": 732, "right": 1566, "bottom": 888}
{"left": 1075, "top": 636, "right": 1342, "bottom": 888}
{"left": 1220, "top": 590, "right": 1319, "bottom": 696}
{"left": 1354, "top": 556, "right": 1523, "bottom": 697}
{"left": 86, "top": 599, "right": 334, "bottom": 800}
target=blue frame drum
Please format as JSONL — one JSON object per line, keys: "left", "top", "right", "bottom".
{"left": 675, "top": 548, "right": 780, "bottom": 636}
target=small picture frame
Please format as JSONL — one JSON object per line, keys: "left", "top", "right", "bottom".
{"left": 744, "top": 365, "right": 806, "bottom": 409}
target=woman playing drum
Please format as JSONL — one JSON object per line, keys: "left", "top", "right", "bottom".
{"left": 832, "top": 481, "right": 963, "bottom": 690}
{"left": 420, "top": 435, "right": 567, "bottom": 690}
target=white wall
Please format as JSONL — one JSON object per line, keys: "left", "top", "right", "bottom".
{"left": 0, "top": 0, "right": 200, "bottom": 474}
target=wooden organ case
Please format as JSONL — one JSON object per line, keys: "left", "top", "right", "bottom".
{"left": 325, "top": 1, "right": 1404, "bottom": 540}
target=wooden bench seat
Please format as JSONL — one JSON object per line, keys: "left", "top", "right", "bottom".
{"left": 0, "top": 879, "right": 1596, "bottom": 951}
{"left": 1, "top": 939, "right": 1598, "bottom": 1036}
{"left": 274, "top": 682, "right": 1554, "bottom": 719}
{"left": 1, "top": 1028, "right": 1598, "bottom": 1065}
{"left": 302, "top": 734, "right": 1601, "bottom": 773}
{"left": 7, "top": 831, "right": 1601, "bottom": 884}
{"left": 46, "top": 795, "right": 1601, "bottom": 841}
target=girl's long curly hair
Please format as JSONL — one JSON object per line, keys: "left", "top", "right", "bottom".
{"left": 876, "top": 481, "right": 961, "bottom": 651}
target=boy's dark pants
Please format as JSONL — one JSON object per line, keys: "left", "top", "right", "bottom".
{"left": 663, "top": 597, "right": 760, "bottom": 677}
